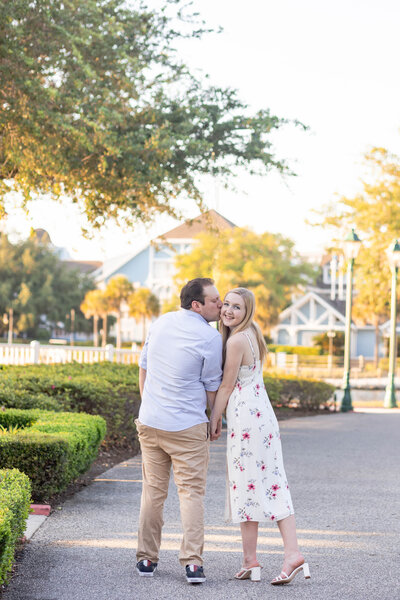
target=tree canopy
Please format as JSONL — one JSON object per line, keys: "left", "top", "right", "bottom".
{"left": 0, "top": 233, "right": 94, "bottom": 338}
{"left": 174, "top": 227, "right": 314, "bottom": 331}
{"left": 81, "top": 288, "right": 109, "bottom": 347}
{"left": 104, "top": 275, "right": 133, "bottom": 348}
{"left": 315, "top": 147, "right": 400, "bottom": 363}
{"left": 128, "top": 287, "right": 160, "bottom": 342}
{"left": 0, "top": 0, "right": 301, "bottom": 229}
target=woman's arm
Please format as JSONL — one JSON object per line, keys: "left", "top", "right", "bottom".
{"left": 206, "top": 390, "right": 223, "bottom": 440}
{"left": 209, "top": 335, "right": 244, "bottom": 440}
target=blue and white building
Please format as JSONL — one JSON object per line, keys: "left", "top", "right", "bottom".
{"left": 271, "top": 256, "right": 383, "bottom": 359}
{"left": 92, "top": 210, "right": 236, "bottom": 341}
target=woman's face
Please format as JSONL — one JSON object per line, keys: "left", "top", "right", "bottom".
{"left": 221, "top": 292, "right": 246, "bottom": 329}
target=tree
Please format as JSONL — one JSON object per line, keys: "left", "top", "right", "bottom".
{"left": 315, "top": 148, "right": 400, "bottom": 363}
{"left": 0, "top": 0, "right": 302, "bottom": 229}
{"left": 0, "top": 234, "right": 94, "bottom": 338}
{"left": 351, "top": 243, "right": 392, "bottom": 366}
{"left": 128, "top": 287, "right": 160, "bottom": 343}
{"left": 104, "top": 276, "right": 133, "bottom": 349}
{"left": 312, "top": 332, "right": 345, "bottom": 356}
{"left": 162, "top": 295, "right": 180, "bottom": 314}
{"left": 81, "top": 289, "right": 109, "bottom": 347}
{"left": 174, "top": 228, "right": 314, "bottom": 332}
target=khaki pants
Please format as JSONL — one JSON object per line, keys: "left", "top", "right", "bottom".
{"left": 135, "top": 420, "right": 209, "bottom": 567}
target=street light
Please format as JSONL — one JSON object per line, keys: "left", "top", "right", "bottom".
{"left": 383, "top": 240, "right": 400, "bottom": 408}
{"left": 341, "top": 229, "right": 362, "bottom": 412}
{"left": 7, "top": 307, "right": 13, "bottom": 345}
{"left": 70, "top": 308, "right": 75, "bottom": 347}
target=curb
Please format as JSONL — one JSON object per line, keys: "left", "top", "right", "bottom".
{"left": 23, "top": 505, "right": 51, "bottom": 541}
{"left": 30, "top": 504, "right": 51, "bottom": 516}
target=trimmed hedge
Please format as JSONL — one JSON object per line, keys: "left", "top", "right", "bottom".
{"left": 0, "top": 469, "right": 31, "bottom": 585}
{"left": 0, "top": 409, "right": 106, "bottom": 501}
{"left": 264, "top": 374, "right": 335, "bottom": 410}
{"left": 0, "top": 363, "right": 140, "bottom": 448}
{"left": 0, "top": 364, "right": 335, "bottom": 466}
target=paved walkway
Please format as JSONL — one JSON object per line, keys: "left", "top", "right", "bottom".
{"left": 5, "top": 411, "right": 400, "bottom": 600}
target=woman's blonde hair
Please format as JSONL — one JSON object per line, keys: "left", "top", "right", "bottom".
{"left": 220, "top": 287, "right": 267, "bottom": 364}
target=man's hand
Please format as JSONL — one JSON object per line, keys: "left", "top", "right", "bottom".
{"left": 209, "top": 416, "right": 222, "bottom": 441}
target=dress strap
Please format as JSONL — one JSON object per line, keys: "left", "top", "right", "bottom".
{"left": 243, "top": 331, "right": 257, "bottom": 363}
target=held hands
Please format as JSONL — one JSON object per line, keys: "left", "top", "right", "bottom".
{"left": 209, "top": 413, "right": 222, "bottom": 441}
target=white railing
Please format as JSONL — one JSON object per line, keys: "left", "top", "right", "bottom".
{"left": 0, "top": 342, "right": 141, "bottom": 366}
{"left": 266, "top": 352, "right": 370, "bottom": 378}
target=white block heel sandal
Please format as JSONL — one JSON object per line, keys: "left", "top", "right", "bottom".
{"left": 271, "top": 562, "right": 311, "bottom": 585}
{"left": 234, "top": 565, "right": 261, "bottom": 582}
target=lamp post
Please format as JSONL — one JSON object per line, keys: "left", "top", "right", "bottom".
{"left": 70, "top": 308, "right": 75, "bottom": 347}
{"left": 341, "top": 229, "right": 362, "bottom": 412}
{"left": 383, "top": 240, "right": 400, "bottom": 408}
{"left": 7, "top": 307, "right": 13, "bottom": 345}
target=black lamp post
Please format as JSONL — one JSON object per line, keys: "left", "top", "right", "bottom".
{"left": 341, "top": 229, "right": 362, "bottom": 413}
{"left": 383, "top": 240, "right": 400, "bottom": 408}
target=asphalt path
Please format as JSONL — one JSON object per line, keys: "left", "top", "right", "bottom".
{"left": 4, "top": 410, "right": 400, "bottom": 600}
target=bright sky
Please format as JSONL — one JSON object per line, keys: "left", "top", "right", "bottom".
{"left": 5, "top": 0, "right": 400, "bottom": 261}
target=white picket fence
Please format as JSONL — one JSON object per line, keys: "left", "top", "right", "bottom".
{"left": 0, "top": 342, "right": 141, "bottom": 366}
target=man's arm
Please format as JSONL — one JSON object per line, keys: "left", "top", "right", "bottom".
{"left": 201, "top": 335, "right": 223, "bottom": 392}
{"left": 139, "top": 367, "right": 147, "bottom": 398}
{"left": 138, "top": 326, "right": 151, "bottom": 398}
{"left": 201, "top": 335, "right": 223, "bottom": 440}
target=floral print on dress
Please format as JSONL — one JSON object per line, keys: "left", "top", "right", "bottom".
{"left": 225, "top": 332, "right": 294, "bottom": 524}
{"left": 241, "top": 428, "right": 251, "bottom": 442}
{"left": 233, "top": 456, "right": 245, "bottom": 472}
{"left": 249, "top": 407, "right": 262, "bottom": 418}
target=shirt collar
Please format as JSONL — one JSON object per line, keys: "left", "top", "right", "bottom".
{"left": 181, "top": 308, "right": 210, "bottom": 325}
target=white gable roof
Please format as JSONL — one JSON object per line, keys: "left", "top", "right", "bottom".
{"left": 279, "top": 291, "right": 346, "bottom": 325}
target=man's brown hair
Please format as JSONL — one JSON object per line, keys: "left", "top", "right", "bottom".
{"left": 180, "top": 278, "right": 215, "bottom": 310}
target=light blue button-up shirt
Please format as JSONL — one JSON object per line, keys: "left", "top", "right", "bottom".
{"left": 138, "top": 309, "right": 223, "bottom": 431}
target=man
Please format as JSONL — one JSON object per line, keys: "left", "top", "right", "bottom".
{"left": 135, "top": 278, "right": 223, "bottom": 584}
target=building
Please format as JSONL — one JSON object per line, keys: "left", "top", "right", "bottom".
{"left": 93, "top": 209, "right": 235, "bottom": 299}
{"left": 271, "top": 255, "right": 381, "bottom": 359}
{"left": 93, "top": 210, "right": 236, "bottom": 342}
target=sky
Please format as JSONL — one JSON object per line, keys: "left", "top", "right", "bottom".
{"left": 5, "top": 0, "right": 400, "bottom": 262}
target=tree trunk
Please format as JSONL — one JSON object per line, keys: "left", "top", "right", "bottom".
{"left": 93, "top": 315, "right": 99, "bottom": 348}
{"left": 102, "top": 314, "right": 107, "bottom": 347}
{"left": 374, "top": 321, "right": 380, "bottom": 368}
{"left": 117, "top": 313, "right": 121, "bottom": 349}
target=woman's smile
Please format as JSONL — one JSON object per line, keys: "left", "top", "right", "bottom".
{"left": 221, "top": 292, "right": 246, "bottom": 328}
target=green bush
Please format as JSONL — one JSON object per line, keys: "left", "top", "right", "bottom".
{"left": 0, "top": 409, "right": 106, "bottom": 501}
{"left": 0, "top": 363, "right": 140, "bottom": 448}
{"left": 264, "top": 375, "right": 335, "bottom": 410}
{"left": 377, "top": 357, "right": 400, "bottom": 371}
{"left": 0, "top": 387, "right": 60, "bottom": 411}
{"left": 267, "top": 345, "right": 321, "bottom": 356}
{"left": 0, "top": 469, "right": 31, "bottom": 585}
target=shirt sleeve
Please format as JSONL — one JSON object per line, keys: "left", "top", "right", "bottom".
{"left": 201, "top": 334, "right": 223, "bottom": 391}
{"left": 138, "top": 329, "right": 150, "bottom": 370}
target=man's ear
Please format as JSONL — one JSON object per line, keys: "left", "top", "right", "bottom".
{"left": 191, "top": 300, "right": 202, "bottom": 313}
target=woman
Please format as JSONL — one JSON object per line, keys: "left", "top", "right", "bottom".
{"left": 209, "top": 288, "right": 310, "bottom": 585}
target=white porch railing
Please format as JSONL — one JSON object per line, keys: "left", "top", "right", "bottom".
{"left": 0, "top": 342, "right": 141, "bottom": 365}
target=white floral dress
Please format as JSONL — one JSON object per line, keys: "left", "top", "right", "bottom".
{"left": 225, "top": 333, "right": 294, "bottom": 523}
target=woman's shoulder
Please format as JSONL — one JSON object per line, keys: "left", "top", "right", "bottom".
{"left": 226, "top": 330, "right": 251, "bottom": 349}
